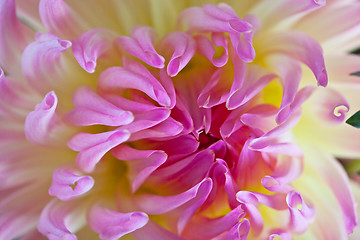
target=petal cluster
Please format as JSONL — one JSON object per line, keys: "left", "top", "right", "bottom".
{"left": 1, "top": 1, "right": 360, "bottom": 240}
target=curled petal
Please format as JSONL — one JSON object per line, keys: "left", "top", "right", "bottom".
{"left": 132, "top": 220, "right": 185, "bottom": 240}
{"left": 162, "top": 32, "right": 196, "bottom": 77}
{"left": 195, "top": 33, "right": 229, "bottom": 67}
{"left": 213, "top": 219, "right": 250, "bottom": 240}
{"left": 286, "top": 191, "right": 316, "bottom": 234}
{"left": 261, "top": 31, "right": 328, "bottom": 87}
{"left": 72, "top": 29, "right": 115, "bottom": 73}
{"left": 178, "top": 4, "right": 252, "bottom": 34}
{"left": 135, "top": 178, "right": 212, "bottom": 215}
{"left": 48, "top": 168, "right": 94, "bottom": 201}
{"left": 183, "top": 206, "right": 245, "bottom": 239}
{"left": 22, "top": 33, "right": 71, "bottom": 93}
{"left": 39, "top": 0, "right": 87, "bottom": 38}
{"left": 262, "top": 156, "right": 303, "bottom": 194}
{"left": 68, "top": 130, "right": 130, "bottom": 173}
{"left": 99, "top": 60, "right": 171, "bottom": 107}
{"left": 65, "top": 87, "right": 134, "bottom": 126}
{"left": 112, "top": 145, "right": 167, "bottom": 193}
{"left": 37, "top": 200, "right": 80, "bottom": 240}
{"left": 116, "top": 26, "right": 165, "bottom": 68}
{"left": 88, "top": 205, "right": 149, "bottom": 240}
{"left": 306, "top": 87, "right": 350, "bottom": 124}
{"left": 24, "top": 91, "right": 59, "bottom": 146}
{"left": 236, "top": 191, "right": 287, "bottom": 210}
{"left": 268, "top": 230, "right": 292, "bottom": 240}
{"left": 276, "top": 86, "right": 315, "bottom": 124}
{"left": 227, "top": 73, "right": 277, "bottom": 110}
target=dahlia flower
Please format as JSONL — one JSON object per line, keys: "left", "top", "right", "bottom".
{"left": 1, "top": 0, "right": 360, "bottom": 239}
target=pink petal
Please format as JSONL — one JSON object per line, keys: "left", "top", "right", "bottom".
{"left": 213, "top": 219, "right": 250, "bottom": 240}
{"left": 24, "top": 91, "right": 59, "bottom": 146}
{"left": 227, "top": 73, "right": 277, "bottom": 110}
{"left": 286, "top": 191, "right": 316, "bottom": 234}
{"left": 88, "top": 205, "right": 148, "bottom": 240}
{"left": 37, "top": 200, "right": 79, "bottom": 240}
{"left": 305, "top": 87, "right": 350, "bottom": 124}
{"left": 178, "top": 4, "right": 252, "bottom": 34}
{"left": 261, "top": 31, "right": 328, "bottom": 87}
{"left": 182, "top": 206, "right": 245, "bottom": 239}
{"left": 294, "top": 2, "right": 360, "bottom": 52}
{"left": 132, "top": 220, "right": 185, "bottom": 240}
{"left": 159, "top": 69, "right": 176, "bottom": 109}
{"left": 236, "top": 191, "right": 287, "bottom": 210}
{"left": 21, "top": 33, "right": 72, "bottom": 94}
{"left": 162, "top": 32, "right": 196, "bottom": 77}
{"left": 72, "top": 29, "right": 115, "bottom": 73}
{"left": 48, "top": 167, "right": 94, "bottom": 201}
{"left": 116, "top": 26, "right": 165, "bottom": 68}
{"left": 65, "top": 87, "right": 134, "bottom": 126}
{"left": 98, "top": 60, "right": 171, "bottom": 107}
{"left": 112, "top": 145, "right": 167, "bottom": 193}
{"left": 262, "top": 156, "right": 303, "bottom": 194}
{"left": 39, "top": 0, "right": 87, "bottom": 39}
{"left": 129, "top": 117, "right": 183, "bottom": 141}
{"left": 135, "top": 178, "right": 212, "bottom": 215}
{"left": 0, "top": 0, "right": 33, "bottom": 74}
{"left": 68, "top": 130, "right": 130, "bottom": 173}
{"left": 195, "top": 33, "right": 229, "bottom": 67}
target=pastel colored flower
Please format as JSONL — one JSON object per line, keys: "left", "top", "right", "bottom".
{"left": 1, "top": 0, "right": 360, "bottom": 239}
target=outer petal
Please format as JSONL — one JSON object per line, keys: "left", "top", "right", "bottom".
{"left": 259, "top": 31, "right": 328, "bottom": 87}
{"left": 88, "top": 205, "right": 149, "bottom": 240}
{"left": 39, "top": 0, "right": 88, "bottom": 39}
{"left": 0, "top": 0, "right": 33, "bottom": 74}
{"left": 22, "top": 33, "right": 72, "bottom": 94}
{"left": 37, "top": 200, "right": 84, "bottom": 240}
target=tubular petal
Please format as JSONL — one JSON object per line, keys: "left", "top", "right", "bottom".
{"left": 195, "top": 33, "right": 229, "bottom": 67}
{"left": 24, "top": 91, "right": 59, "bottom": 146}
{"left": 162, "top": 31, "right": 196, "bottom": 77}
{"left": 99, "top": 63, "right": 171, "bottom": 107}
{"left": 65, "top": 87, "right": 134, "bottom": 126}
{"left": 88, "top": 205, "right": 149, "bottom": 240}
{"left": 213, "top": 219, "right": 250, "bottom": 240}
{"left": 112, "top": 145, "right": 167, "bottom": 193}
{"left": 68, "top": 130, "right": 130, "bottom": 173}
{"left": 116, "top": 26, "right": 165, "bottom": 68}
{"left": 72, "top": 29, "right": 115, "bottom": 73}
{"left": 48, "top": 168, "right": 94, "bottom": 201}
{"left": 37, "top": 200, "right": 80, "bottom": 240}
{"left": 286, "top": 191, "right": 316, "bottom": 234}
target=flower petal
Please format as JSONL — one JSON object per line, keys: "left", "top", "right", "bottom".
{"left": 65, "top": 87, "right": 134, "bottom": 126}
{"left": 116, "top": 26, "right": 165, "bottom": 68}
{"left": 22, "top": 33, "right": 72, "bottom": 94}
{"left": 48, "top": 167, "right": 94, "bottom": 201}
{"left": 39, "top": 0, "right": 88, "bottom": 38}
{"left": 112, "top": 145, "right": 167, "bottom": 193}
{"left": 72, "top": 29, "right": 115, "bottom": 73}
{"left": 68, "top": 130, "right": 130, "bottom": 173}
{"left": 162, "top": 31, "right": 196, "bottom": 77}
{"left": 88, "top": 205, "right": 149, "bottom": 240}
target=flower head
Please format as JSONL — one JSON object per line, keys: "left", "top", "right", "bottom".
{"left": 1, "top": 0, "right": 360, "bottom": 239}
